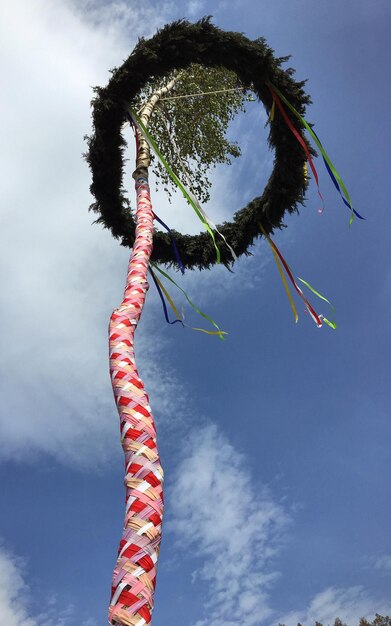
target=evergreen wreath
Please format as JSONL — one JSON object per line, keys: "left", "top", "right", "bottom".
{"left": 86, "top": 18, "right": 313, "bottom": 270}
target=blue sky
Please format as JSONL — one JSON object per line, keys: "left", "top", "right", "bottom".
{"left": 0, "top": 1, "right": 390, "bottom": 625}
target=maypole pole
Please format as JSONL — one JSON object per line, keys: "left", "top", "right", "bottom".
{"left": 108, "top": 170, "right": 161, "bottom": 626}
{"left": 108, "top": 75, "right": 179, "bottom": 625}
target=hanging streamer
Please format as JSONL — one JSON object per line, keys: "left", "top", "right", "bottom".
{"left": 150, "top": 262, "right": 227, "bottom": 339}
{"left": 297, "top": 277, "right": 336, "bottom": 329}
{"left": 151, "top": 266, "right": 227, "bottom": 337}
{"left": 268, "top": 85, "right": 325, "bottom": 213}
{"left": 269, "top": 240, "right": 298, "bottom": 323}
{"left": 269, "top": 99, "right": 275, "bottom": 123}
{"left": 127, "top": 110, "right": 222, "bottom": 264}
{"left": 149, "top": 266, "right": 184, "bottom": 326}
{"left": 269, "top": 83, "right": 363, "bottom": 223}
{"left": 311, "top": 129, "right": 365, "bottom": 222}
{"left": 152, "top": 211, "right": 185, "bottom": 274}
{"left": 259, "top": 223, "right": 324, "bottom": 327}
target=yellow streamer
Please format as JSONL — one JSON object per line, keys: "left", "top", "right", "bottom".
{"left": 154, "top": 274, "right": 181, "bottom": 321}
{"left": 270, "top": 243, "right": 299, "bottom": 323}
{"left": 153, "top": 267, "right": 227, "bottom": 338}
{"left": 259, "top": 223, "right": 298, "bottom": 323}
{"left": 269, "top": 99, "right": 275, "bottom": 122}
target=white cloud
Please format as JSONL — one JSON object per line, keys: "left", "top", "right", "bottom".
{"left": 0, "top": 546, "right": 74, "bottom": 625}
{"left": 0, "top": 548, "right": 35, "bottom": 626}
{"left": 0, "top": 0, "right": 187, "bottom": 468}
{"left": 275, "top": 586, "right": 391, "bottom": 626}
{"left": 168, "top": 423, "right": 291, "bottom": 626}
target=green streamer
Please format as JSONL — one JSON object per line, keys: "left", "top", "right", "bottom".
{"left": 268, "top": 83, "right": 354, "bottom": 224}
{"left": 150, "top": 262, "right": 226, "bottom": 340}
{"left": 297, "top": 277, "right": 337, "bottom": 329}
{"left": 129, "top": 109, "right": 221, "bottom": 263}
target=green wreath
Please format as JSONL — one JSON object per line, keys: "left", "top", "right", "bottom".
{"left": 86, "top": 18, "right": 312, "bottom": 270}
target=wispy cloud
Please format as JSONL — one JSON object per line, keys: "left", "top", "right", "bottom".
{"left": 0, "top": 546, "right": 75, "bottom": 625}
{"left": 69, "top": 0, "right": 175, "bottom": 41}
{"left": 274, "top": 586, "right": 391, "bottom": 626}
{"left": 362, "top": 553, "right": 391, "bottom": 575}
{"left": 168, "top": 423, "right": 291, "bottom": 626}
{"left": 374, "top": 555, "right": 391, "bottom": 572}
{"left": 186, "top": 0, "right": 206, "bottom": 17}
{"left": 0, "top": 547, "right": 35, "bottom": 626}
{"left": 168, "top": 421, "right": 391, "bottom": 626}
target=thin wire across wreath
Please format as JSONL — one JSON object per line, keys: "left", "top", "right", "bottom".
{"left": 86, "top": 18, "right": 312, "bottom": 270}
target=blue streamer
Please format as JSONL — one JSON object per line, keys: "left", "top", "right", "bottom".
{"left": 153, "top": 212, "right": 185, "bottom": 274}
{"left": 312, "top": 129, "right": 365, "bottom": 220}
{"left": 149, "top": 266, "right": 184, "bottom": 326}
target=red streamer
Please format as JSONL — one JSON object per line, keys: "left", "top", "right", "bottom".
{"left": 268, "top": 85, "right": 324, "bottom": 213}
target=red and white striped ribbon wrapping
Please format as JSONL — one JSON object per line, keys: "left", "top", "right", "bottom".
{"left": 108, "top": 177, "right": 164, "bottom": 626}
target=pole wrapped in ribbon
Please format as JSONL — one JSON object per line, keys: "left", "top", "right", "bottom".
{"left": 108, "top": 177, "right": 163, "bottom": 626}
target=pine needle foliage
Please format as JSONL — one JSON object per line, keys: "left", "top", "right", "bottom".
{"left": 86, "top": 19, "right": 312, "bottom": 269}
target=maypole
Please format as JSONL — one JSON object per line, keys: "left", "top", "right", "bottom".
{"left": 86, "top": 18, "right": 361, "bottom": 626}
